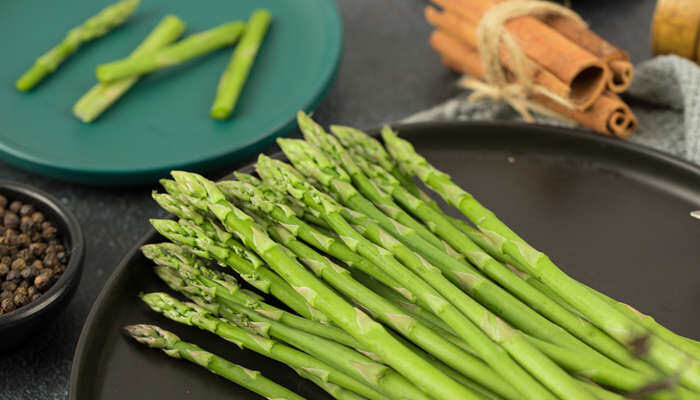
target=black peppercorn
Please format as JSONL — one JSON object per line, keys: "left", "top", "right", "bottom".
{"left": 29, "top": 242, "right": 46, "bottom": 257}
{"left": 1, "top": 280, "right": 17, "bottom": 292}
{"left": 0, "top": 290, "right": 12, "bottom": 300}
{"left": 0, "top": 263, "right": 7, "bottom": 277}
{"left": 11, "top": 258, "right": 26, "bottom": 271}
{"left": 19, "top": 204, "right": 33, "bottom": 217}
{"left": 42, "top": 225, "right": 57, "bottom": 240}
{"left": 1, "top": 256, "right": 11, "bottom": 265}
{"left": 5, "top": 270, "right": 20, "bottom": 282}
{"left": 1, "top": 297, "right": 15, "bottom": 313}
{"left": 20, "top": 266, "right": 33, "bottom": 279}
{"left": 34, "top": 271, "right": 52, "bottom": 290}
{"left": 43, "top": 253, "right": 58, "bottom": 268}
{"left": 20, "top": 216, "right": 34, "bottom": 233}
{"left": 13, "top": 292, "right": 28, "bottom": 307}
{"left": 31, "top": 212, "right": 44, "bottom": 224}
{"left": 27, "top": 286, "right": 37, "bottom": 297}
{"left": 18, "top": 279, "right": 29, "bottom": 290}
{"left": 8, "top": 201, "right": 21, "bottom": 214}
{"left": 3, "top": 212, "right": 19, "bottom": 230}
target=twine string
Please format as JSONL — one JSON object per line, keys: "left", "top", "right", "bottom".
{"left": 462, "top": 0, "right": 587, "bottom": 122}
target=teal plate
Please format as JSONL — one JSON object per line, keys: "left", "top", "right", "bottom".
{"left": 0, "top": 0, "right": 342, "bottom": 185}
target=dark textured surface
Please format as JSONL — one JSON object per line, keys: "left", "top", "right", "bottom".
{"left": 0, "top": 0, "right": 658, "bottom": 398}
{"left": 70, "top": 122, "right": 700, "bottom": 400}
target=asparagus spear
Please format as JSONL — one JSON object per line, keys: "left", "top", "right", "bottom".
{"left": 140, "top": 293, "right": 386, "bottom": 400}
{"left": 330, "top": 126, "right": 662, "bottom": 377}
{"left": 73, "top": 15, "right": 185, "bottom": 122}
{"left": 142, "top": 243, "right": 365, "bottom": 350}
{"left": 169, "top": 170, "right": 481, "bottom": 400}
{"left": 96, "top": 21, "right": 245, "bottom": 82}
{"left": 254, "top": 157, "right": 560, "bottom": 400}
{"left": 211, "top": 10, "right": 271, "bottom": 120}
{"left": 123, "top": 324, "right": 305, "bottom": 400}
{"left": 16, "top": 0, "right": 140, "bottom": 91}
{"left": 252, "top": 211, "right": 520, "bottom": 400}
{"left": 383, "top": 128, "right": 700, "bottom": 391}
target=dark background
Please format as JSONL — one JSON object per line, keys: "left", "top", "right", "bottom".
{"left": 0, "top": 0, "right": 658, "bottom": 398}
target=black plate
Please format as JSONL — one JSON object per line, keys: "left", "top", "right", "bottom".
{"left": 69, "top": 121, "right": 700, "bottom": 400}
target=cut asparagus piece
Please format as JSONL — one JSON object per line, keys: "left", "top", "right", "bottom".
{"left": 123, "top": 324, "right": 305, "bottom": 400}
{"left": 141, "top": 293, "right": 387, "bottom": 400}
{"left": 142, "top": 242, "right": 353, "bottom": 347}
{"left": 16, "top": 0, "right": 140, "bottom": 91}
{"left": 169, "top": 170, "right": 481, "bottom": 400}
{"left": 96, "top": 21, "right": 245, "bottom": 82}
{"left": 211, "top": 9, "right": 271, "bottom": 120}
{"left": 73, "top": 15, "right": 185, "bottom": 122}
{"left": 383, "top": 127, "right": 700, "bottom": 391}
{"left": 255, "top": 157, "right": 561, "bottom": 400}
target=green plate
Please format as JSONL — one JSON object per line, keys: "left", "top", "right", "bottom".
{"left": 0, "top": 0, "right": 342, "bottom": 185}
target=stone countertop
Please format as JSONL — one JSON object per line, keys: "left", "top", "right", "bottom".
{"left": 0, "top": 0, "right": 657, "bottom": 398}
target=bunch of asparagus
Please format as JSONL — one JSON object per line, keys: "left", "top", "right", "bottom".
{"left": 16, "top": 0, "right": 270, "bottom": 122}
{"left": 127, "top": 111, "right": 700, "bottom": 400}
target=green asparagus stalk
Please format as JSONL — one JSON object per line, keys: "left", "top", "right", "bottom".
{"left": 96, "top": 21, "right": 245, "bottom": 83}
{"left": 211, "top": 10, "right": 271, "bottom": 120}
{"left": 216, "top": 177, "right": 418, "bottom": 303}
{"left": 169, "top": 170, "right": 481, "bottom": 400}
{"left": 295, "top": 369, "right": 368, "bottom": 400}
{"left": 73, "top": 15, "right": 185, "bottom": 122}
{"left": 592, "top": 288, "right": 700, "bottom": 362}
{"left": 253, "top": 212, "right": 520, "bottom": 400}
{"left": 16, "top": 0, "right": 140, "bottom": 91}
{"left": 123, "top": 324, "right": 305, "bottom": 400}
{"left": 526, "top": 335, "right": 696, "bottom": 400}
{"left": 254, "top": 157, "right": 561, "bottom": 400}
{"left": 382, "top": 127, "right": 700, "bottom": 391}
{"left": 297, "top": 112, "right": 459, "bottom": 258}
{"left": 330, "top": 126, "right": 663, "bottom": 377}
{"left": 149, "top": 217, "right": 327, "bottom": 323}
{"left": 142, "top": 243, "right": 365, "bottom": 350}
{"left": 140, "top": 293, "right": 385, "bottom": 400}
{"left": 202, "top": 293, "right": 431, "bottom": 400}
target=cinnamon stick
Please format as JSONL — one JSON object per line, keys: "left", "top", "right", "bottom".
{"left": 430, "top": 29, "right": 636, "bottom": 138}
{"left": 545, "top": 16, "right": 634, "bottom": 92}
{"left": 425, "top": 6, "right": 572, "bottom": 104}
{"left": 438, "top": 0, "right": 609, "bottom": 109}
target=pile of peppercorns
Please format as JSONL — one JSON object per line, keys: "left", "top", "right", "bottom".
{"left": 0, "top": 194, "right": 68, "bottom": 315}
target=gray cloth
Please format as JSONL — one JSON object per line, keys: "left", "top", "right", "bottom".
{"left": 405, "top": 55, "right": 700, "bottom": 165}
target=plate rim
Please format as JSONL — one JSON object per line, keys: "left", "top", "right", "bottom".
{"left": 0, "top": 0, "right": 343, "bottom": 185}
{"left": 68, "top": 120, "right": 700, "bottom": 399}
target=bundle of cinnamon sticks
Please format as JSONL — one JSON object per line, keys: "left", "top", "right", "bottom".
{"left": 426, "top": 0, "right": 637, "bottom": 138}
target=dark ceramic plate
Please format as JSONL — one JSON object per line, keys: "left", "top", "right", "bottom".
{"left": 70, "top": 121, "right": 700, "bottom": 400}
